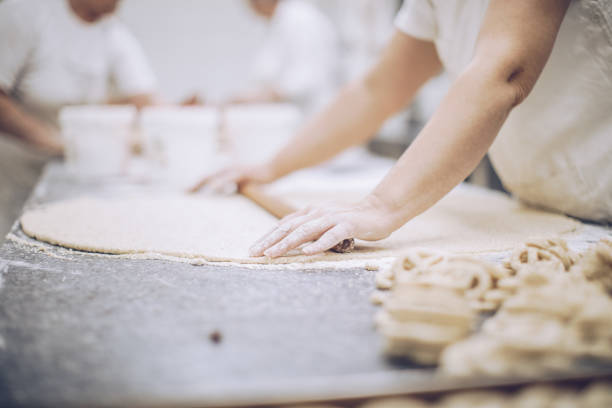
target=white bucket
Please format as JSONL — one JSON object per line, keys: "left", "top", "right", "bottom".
{"left": 140, "top": 106, "right": 219, "bottom": 185}
{"left": 59, "top": 105, "right": 136, "bottom": 177}
{"left": 224, "top": 103, "right": 302, "bottom": 164}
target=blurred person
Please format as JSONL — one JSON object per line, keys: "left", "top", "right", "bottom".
{"left": 335, "top": 0, "right": 398, "bottom": 82}
{"left": 232, "top": 0, "right": 339, "bottom": 114}
{"left": 193, "top": 0, "right": 612, "bottom": 258}
{"left": 0, "top": 0, "right": 157, "bottom": 237}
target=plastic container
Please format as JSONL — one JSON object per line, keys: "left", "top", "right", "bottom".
{"left": 224, "top": 103, "right": 303, "bottom": 164}
{"left": 140, "top": 106, "right": 219, "bottom": 184}
{"left": 59, "top": 105, "right": 136, "bottom": 177}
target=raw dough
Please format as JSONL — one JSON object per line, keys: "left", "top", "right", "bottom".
{"left": 375, "top": 284, "right": 475, "bottom": 364}
{"left": 439, "top": 246, "right": 612, "bottom": 378}
{"left": 20, "top": 186, "right": 580, "bottom": 264}
{"left": 21, "top": 195, "right": 278, "bottom": 263}
{"left": 378, "top": 249, "right": 509, "bottom": 312}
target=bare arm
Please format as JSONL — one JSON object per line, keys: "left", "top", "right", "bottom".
{"left": 370, "top": 0, "right": 571, "bottom": 228}
{"left": 0, "top": 90, "right": 63, "bottom": 155}
{"left": 267, "top": 31, "right": 442, "bottom": 179}
{"left": 191, "top": 31, "right": 441, "bottom": 192}
{"left": 253, "top": 0, "right": 571, "bottom": 258}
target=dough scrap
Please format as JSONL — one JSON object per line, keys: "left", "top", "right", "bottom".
{"left": 375, "top": 283, "right": 476, "bottom": 364}
{"left": 504, "top": 237, "right": 578, "bottom": 275}
{"left": 375, "top": 239, "right": 612, "bottom": 369}
{"left": 20, "top": 186, "right": 581, "bottom": 264}
{"left": 439, "top": 247, "right": 612, "bottom": 378}
{"left": 574, "top": 238, "right": 612, "bottom": 294}
{"left": 376, "top": 249, "right": 511, "bottom": 312}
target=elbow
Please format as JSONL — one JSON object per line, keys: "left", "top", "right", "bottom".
{"left": 461, "top": 54, "right": 538, "bottom": 112}
{"left": 505, "top": 66, "right": 533, "bottom": 107}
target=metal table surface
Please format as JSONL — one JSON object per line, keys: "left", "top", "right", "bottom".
{"left": 0, "top": 164, "right": 610, "bottom": 407}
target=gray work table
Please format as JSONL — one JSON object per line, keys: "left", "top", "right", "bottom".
{"left": 0, "top": 164, "right": 610, "bottom": 407}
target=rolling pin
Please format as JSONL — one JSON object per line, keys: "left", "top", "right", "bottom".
{"left": 239, "top": 183, "right": 355, "bottom": 254}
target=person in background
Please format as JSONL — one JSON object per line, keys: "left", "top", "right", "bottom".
{"left": 0, "top": 0, "right": 158, "bottom": 237}
{"left": 232, "top": 0, "right": 339, "bottom": 114}
{"left": 335, "top": 0, "right": 398, "bottom": 83}
{"left": 194, "top": 0, "right": 611, "bottom": 258}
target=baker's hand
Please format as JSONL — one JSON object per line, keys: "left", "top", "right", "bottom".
{"left": 27, "top": 129, "right": 64, "bottom": 157}
{"left": 249, "top": 194, "right": 403, "bottom": 258}
{"left": 189, "top": 163, "right": 278, "bottom": 194}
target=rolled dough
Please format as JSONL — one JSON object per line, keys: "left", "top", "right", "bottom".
{"left": 20, "top": 187, "right": 581, "bottom": 264}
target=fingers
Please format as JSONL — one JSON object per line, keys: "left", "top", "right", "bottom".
{"left": 38, "top": 142, "right": 64, "bottom": 157}
{"left": 302, "top": 224, "right": 352, "bottom": 255}
{"left": 188, "top": 168, "right": 239, "bottom": 194}
{"left": 188, "top": 177, "right": 209, "bottom": 194}
{"left": 189, "top": 164, "right": 274, "bottom": 194}
{"left": 262, "top": 217, "right": 336, "bottom": 258}
{"left": 29, "top": 133, "right": 64, "bottom": 157}
{"left": 278, "top": 205, "right": 312, "bottom": 223}
{"left": 248, "top": 224, "right": 294, "bottom": 257}
{"left": 188, "top": 171, "right": 222, "bottom": 193}
{"left": 249, "top": 212, "right": 318, "bottom": 256}
{"left": 206, "top": 171, "right": 239, "bottom": 194}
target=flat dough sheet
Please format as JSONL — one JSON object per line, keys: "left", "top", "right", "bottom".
{"left": 20, "top": 187, "right": 581, "bottom": 264}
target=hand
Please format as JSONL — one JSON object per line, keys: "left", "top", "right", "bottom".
{"left": 181, "top": 94, "right": 203, "bottom": 106}
{"left": 27, "top": 129, "right": 64, "bottom": 157}
{"left": 189, "top": 163, "right": 279, "bottom": 194}
{"left": 249, "top": 194, "right": 404, "bottom": 258}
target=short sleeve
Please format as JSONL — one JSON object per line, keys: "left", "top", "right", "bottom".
{"left": 108, "top": 22, "right": 157, "bottom": 97}
{"left": 394, "top": 0, "right": 438, "bottom": 41}
{"left": 0, "top": 1, "right": 39, "bottom": 93}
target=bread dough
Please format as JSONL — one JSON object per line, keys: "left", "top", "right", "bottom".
{"left": 439, "top": 245, "right": 612, "bottom": 378}
{"left": 20, "top": 186, "right": 581, "bottom": 264}
{"left": 378, "top": 249, "right": 510, "bottom": 312}
{"left": 21, "top": 195, "right": 279, "bottom": 263}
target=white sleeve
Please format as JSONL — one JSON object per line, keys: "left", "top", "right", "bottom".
{"left": 0, "top": 1, "right": 39, "bottom": 93}
{"left": 394, "top": 0, "right": 438, "bottom": 41}
{"left": 108, "top": 23, "right": 157, "bottom": 97}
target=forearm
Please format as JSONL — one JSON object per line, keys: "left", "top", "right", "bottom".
{"left": 191, "top": 34, "right": 440, "bottom": 193}
{"left": 371, "top": 67, "right": 517, "bottom": 228}
{"left": 247, "top": 0, "right": 572, "bottom": 258}
{"left": 265, "top": 32, "right": 441, "bottom": 180}
{"left": 369, "top": 0, "right": 569, "bottom": 229}
{"left": 267, "top": 80, "right": 394, "bottom": 178}
{"left": 0, "top": 92, "right": 54, "bottom": 144}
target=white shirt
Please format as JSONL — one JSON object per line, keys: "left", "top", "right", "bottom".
{"left": 0, "top": 0, "right": 157, "bottom": 127}
{"left": 251, "top": 0, "right": 339, "bottom": 114}
{"left": 335, "top": 0, "right": 397, "bottom": 82}
{"left": 395, "top": 0, "right": 612, "bottom": 222}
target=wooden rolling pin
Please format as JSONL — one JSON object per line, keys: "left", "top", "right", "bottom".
{"left": 239, "top": 183, "right": 355, "bottom": 254}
